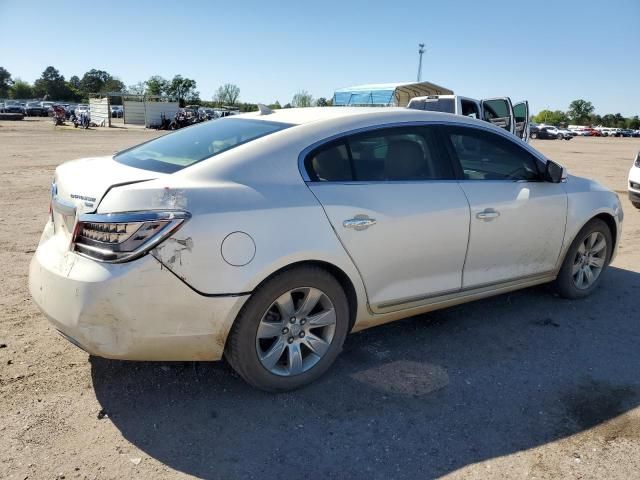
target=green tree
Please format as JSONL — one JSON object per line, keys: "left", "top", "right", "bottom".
{"left": 292, "top": 90, "right": 314, "bottom": 107}
{"left": 69, "top": 75, "right": 81, "bottom": 89}
{"left": 316, "top": 97, "right": 328, "bottom": 107}
{"left": 166, "top": 75, "right": 199, "bottom": 106}
{"left": 268, "top": 100, "right": 281, "bottom": 110}
{"left": 214, "top": 83, "right": 240, "bottom": 105}
{"left": 79, "top": 69, "right": 111, "bottom": 95}
{"left": 145, "top": 75, "right": 168, "bottom": 96}
{"left": 33, "top": 66, "right": 71, "bottom": 99}
{"left": 533, "top": 109, "right": 569, "bottom": 125}
{"left": 9, "top": 78, "right": 33, "bottom": 99}
{"left": 0, "top": 66, "right": 12, "bottom": 98}
{"left": 567, "top": 99, "right": 594, "bottom": 125}
{"left": 102, "top": 77, "right": 125, "bottom": 93}
{"left": 628, "top": 116, "right": 640, "bottom": 130}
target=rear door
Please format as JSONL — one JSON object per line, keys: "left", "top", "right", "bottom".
{"left": 512, "top": 101, "right": 529, "bottom": 141}
{"left": 304, "top": 125, "right": 470, "bottom": 312}
{"left": 481, "top": 97, "right": 515, "bottom": 135}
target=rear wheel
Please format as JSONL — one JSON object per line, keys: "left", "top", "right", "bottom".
{"left": 225, "top": 266, "right": 349, "bottom": 391}
{"left": 632, "top": 201, "right": 640, "bottom": 209}
{"left": 553, "top": 219, "right": 612, "bottom": 299}
{"left": 530, "top": 132, "right": 538, "bottom": 139}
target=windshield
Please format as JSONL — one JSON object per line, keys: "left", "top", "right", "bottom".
{"left": 114, "top": 117, "right": 292, "bottom": 173}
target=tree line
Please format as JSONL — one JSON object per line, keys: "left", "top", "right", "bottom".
{"left": 0, "top": 65, "right": 331, "bottom": 110}
{"left": 533, "top": 99, "right": 640, "bottom": 129}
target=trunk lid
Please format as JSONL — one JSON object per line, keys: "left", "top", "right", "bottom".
{"left": 51, "top": 155, "right": 164, "bottom": 242}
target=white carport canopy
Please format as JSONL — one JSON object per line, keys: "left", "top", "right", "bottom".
{"left": 333, "top": 81, "right": 454, "bottom": 107}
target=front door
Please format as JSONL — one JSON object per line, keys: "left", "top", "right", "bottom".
{"left": 439, "top": 124, "right": 567, "bottom": 288}
{"left": 304, "top": 125, "right": 470, "bottom": 312}
{"left": 482, "top": 97, "right": 515, "bottom": 135}
{"left": 513, "top": 101, "right": 530, "bottom": 141}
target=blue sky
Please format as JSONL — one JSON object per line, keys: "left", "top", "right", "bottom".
{"left": 1, "top": 0, "right": 638, "bottom": 115}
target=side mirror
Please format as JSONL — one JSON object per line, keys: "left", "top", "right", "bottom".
{"left": 544, "top": 160, "right": 564, "bottom": 183}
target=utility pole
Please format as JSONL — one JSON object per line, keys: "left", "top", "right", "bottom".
{"left": 417, "top": 43, "right": 425, "bottom": 82}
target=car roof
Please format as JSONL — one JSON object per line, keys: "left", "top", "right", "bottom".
{"left": 238, "top": 106, "right": 479, "bottom": 127}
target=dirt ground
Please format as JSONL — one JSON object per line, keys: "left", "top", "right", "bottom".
{"left": 1, "top": 117, "right": 639, "bottom": 480}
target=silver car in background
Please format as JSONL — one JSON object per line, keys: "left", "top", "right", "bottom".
{"left": 29, "top": 107, "right": 623, "bottom": 391}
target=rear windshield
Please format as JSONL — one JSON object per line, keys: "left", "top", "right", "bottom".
{"left": 411, "top": 98, "right": 455, "bottom": 113}
{"left": 114, "top": 118, "right": 292, "bottom": 173}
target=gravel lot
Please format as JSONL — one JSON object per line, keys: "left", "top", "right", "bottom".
{"left": 1, "top": 118, "right": 639, "bottom": 480}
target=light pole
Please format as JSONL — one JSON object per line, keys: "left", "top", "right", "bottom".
{"left": 417, "top": 43, "right": 425, "bottom": 82}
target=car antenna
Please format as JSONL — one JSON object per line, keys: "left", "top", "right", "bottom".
{"left": 257, "top": 103, "right": 273, "bottom": 115}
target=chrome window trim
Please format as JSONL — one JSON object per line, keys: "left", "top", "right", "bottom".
{"left": 297, "top": 120, "right": 549, "bottom": 183}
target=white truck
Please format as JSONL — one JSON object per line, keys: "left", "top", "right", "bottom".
{"left": 407, "top": 95, "right": 530, "bottom": 141}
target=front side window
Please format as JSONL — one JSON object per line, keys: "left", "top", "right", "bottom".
{"left": 115, "top": 118, "right": 292, "bottom": 173}
{"left": 443, "top": 126, "right": 540, "bottom": 181}
{"left": 305, "top": 126, "right": 454, "bottom": 182}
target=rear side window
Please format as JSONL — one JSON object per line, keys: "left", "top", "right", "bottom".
{"left": 115, "top": 118, "right": 292, "bottom": 173}
{"left": 305, "top": 126, "right": 454, "bottom": 182}
{"left": 443, "top": 126, "right": 540, "bottom": 181}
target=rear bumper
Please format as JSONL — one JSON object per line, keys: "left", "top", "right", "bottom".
{"left": 28, "top": 222, "right": 248, "bottom": 360}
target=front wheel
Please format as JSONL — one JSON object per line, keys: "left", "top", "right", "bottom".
{"left": 632, "top": 201, "right": 640, "bottom": 209}
{"left": 553, "top": 219, "right": 612, "bottom": 299}
{"left": 225, "top": 266, "right": 349, "bottom": 391}
{"left": 530, "top": 132, "right": 538, "bottom": 139}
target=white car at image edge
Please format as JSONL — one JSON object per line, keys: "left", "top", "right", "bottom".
{"left": 29, "top": 106, "right": 623, "bottom": 391}
{"left": 629, "top": 151, "right": 640, "bottom": 209}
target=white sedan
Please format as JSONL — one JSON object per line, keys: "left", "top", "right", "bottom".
{"left": 29, "top": 107, "right": 623, "bottom": 391}
{"left": 629, "top": 151, "right": 640, "bottom": 209}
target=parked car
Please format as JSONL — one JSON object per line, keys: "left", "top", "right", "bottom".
{"left": 629, "top": 151, "right": 640, "bottom": 209}
{"left": 29, "top": 107, "right": 623, "bottom": 391}
{"left": 110, "top": 106, "right": 123, "bottom": 118}
{"left": 620, "top": 129, "right": 633, "bottom": 137}
{"left": 23, "top": 101, "right": 47, "bottom": 117}
{"left": 531, "top": 126, "right": 559, "bottom": 139}
{"left": 74, "top": 104, "right": 90, "bottom": 116}
{"left": 4, "top": 101, "right": 24, "bottom": 114}
{"left": 65, "top": 104, "right": 77, "bottom": 119}
{"left": 632, "top": 130, "right": 640, "bottom": 138}
{"left": 0, "top": 102, "right": 4, "bottom": 113}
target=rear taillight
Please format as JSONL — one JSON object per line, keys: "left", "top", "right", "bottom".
{"left": 72, "top": 211, "right": 190, "bottom": 263}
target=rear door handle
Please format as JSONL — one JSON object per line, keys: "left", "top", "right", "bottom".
{"left": 343, "top": 215, "right": 376, "bottom": 230}
{"left": 476, "top": 209, "right": 500, "bottom": 221}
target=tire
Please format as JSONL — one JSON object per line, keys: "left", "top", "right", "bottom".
{"left": 632, "top": 201, "right": 640, "bottom": 209}
{"left": 553, "top": 218, "right": 612, "bottom": 299}
{"left": 225, "top": 266, "right": 349, "bottom": 392}
{"left": 557, "top": 134, "right": 563, "bottom": 140}
{"left": 530, "top": 132, "right": 537, "bottom": 139}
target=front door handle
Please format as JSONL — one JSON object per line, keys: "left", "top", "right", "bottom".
{"left": 343, "top": 215, "right": 376, "bottom": 231}
{"left": 476, "top": 209, "right": 500, "bottom": 221}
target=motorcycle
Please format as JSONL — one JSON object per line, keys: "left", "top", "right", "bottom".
{"left": 73, "top": 110, "right": 90, "bottom": 129}
{"left": 51, "top": 105, "right": 66, "bottom": 126}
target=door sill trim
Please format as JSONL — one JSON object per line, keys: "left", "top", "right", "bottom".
{"left": 372, "top": 272, "right": 557, "bottom": 314}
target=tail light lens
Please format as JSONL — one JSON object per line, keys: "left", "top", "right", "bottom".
{"left": 72, "top": 211, "right": 191, "bottom": 263}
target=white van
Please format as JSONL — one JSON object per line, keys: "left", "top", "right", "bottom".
{"left": 407, "top": 95, "right": 530, "bottom": 141}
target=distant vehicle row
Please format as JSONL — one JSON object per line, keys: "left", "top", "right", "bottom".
{"left": 530, "top": 123, "right": 640, "bottom": 139}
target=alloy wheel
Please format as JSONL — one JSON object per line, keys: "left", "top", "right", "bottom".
{"left": 572, "top": 232, "right": 607, "bottom": 289}
{"left": 255, "top": 287, "right": 336, "bottom": 377}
